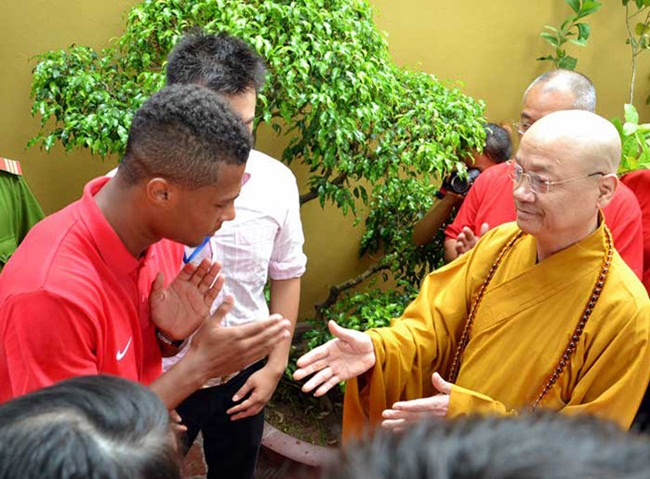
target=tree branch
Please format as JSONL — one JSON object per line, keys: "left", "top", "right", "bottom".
{"left": 314, "top": 253, "right": 396, "bottom": 321}
{"left": 299, "top": 171, "right": 348, "bottom": 205}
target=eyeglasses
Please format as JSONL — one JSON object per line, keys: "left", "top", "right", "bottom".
{"left": 509, "top": 162, "right": 605, "bottom": 195}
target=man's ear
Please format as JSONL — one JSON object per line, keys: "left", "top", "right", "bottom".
{"left": 146, "top": 178, "right": 172, "bottom": 206}
{"left": 472, "top": 152, "right": 498, "bottom": 172}
{"left": 596, "top": 174, "right": 618, "bottom": 210}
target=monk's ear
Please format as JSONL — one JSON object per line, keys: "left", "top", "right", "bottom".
{"left": 596, "top": 174, "right": 618, "bottom": 210}
{"left": 146, "top": 178, "right": 173, "bottom": 207}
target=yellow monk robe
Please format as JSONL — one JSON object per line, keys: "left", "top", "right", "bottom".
{"left": 343, "top": 221, "right": 650, "bottom": 440}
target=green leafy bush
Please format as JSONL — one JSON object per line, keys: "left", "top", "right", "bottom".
{"left": 29, "top": 0, "right": 485, "bottom": 357}
{"left": 612, "top": 104, "right": 650, "bottom": 173}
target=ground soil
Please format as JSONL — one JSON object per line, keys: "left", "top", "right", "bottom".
{"left": 265, "top": 376, "right": 343, "bottom": 447}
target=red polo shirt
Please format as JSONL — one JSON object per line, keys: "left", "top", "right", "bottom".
{"left": 621, "top": 170, "right": 650, "bottom": 293}
{"left": 0, "top": 177, "right": 184, "bottom": 402}
{"left": 445, "top": 162, "right": 644, "bottom": 278}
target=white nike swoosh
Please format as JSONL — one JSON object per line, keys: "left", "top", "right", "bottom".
{"left": 116, "top": 337, "right": 132, "bottom": 361}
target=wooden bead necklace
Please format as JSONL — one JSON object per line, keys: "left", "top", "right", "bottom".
{"left": 446, "top": 227, "right": 613, "bottom": 410}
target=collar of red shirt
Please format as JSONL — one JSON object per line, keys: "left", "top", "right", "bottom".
{"left": 79, "top": 176, "right": 159, "bottom": 276}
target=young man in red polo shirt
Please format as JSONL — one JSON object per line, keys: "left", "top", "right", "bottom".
{"left": 443, "top": 70, "right": 643, "bottom": 278}
{"left": 0, "top": 84, "right": 290, "bottom": 409}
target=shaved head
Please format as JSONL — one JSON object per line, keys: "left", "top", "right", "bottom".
{"left": 519, "top": 70, "right": 596, "bottom": 135}
{"left": 524, "top": 70, "right": 596, "bottom": 112}
{"left": 514, "top": 109, "right": 621, "bottom": 257}
{"left": 524, "top": 110, "right": 621, "bottom": 174}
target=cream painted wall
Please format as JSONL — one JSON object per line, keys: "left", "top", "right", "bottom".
{"left": 371, "top": 1, "right": 650, "bottom": 123}
{"left": 2, "top": 0, "right": 136, "bottom": 213}
{"left": 2, "top": 1, "right": 649, "bottom": 320}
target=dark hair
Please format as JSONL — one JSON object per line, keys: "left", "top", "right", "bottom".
{"left": 484, "top": 123, "right": 511, "bottom": 163}
{"left": 0, "top": 375, "right": 180, "bottom": 479}
{"left": 526, "top": 69, "right": 596, "bottom": 112}
{"left": 322, "top": 414, "right": 650, "bottom": 479}
{"left": 166, "top": 30, "right": 267, "bottom": 94}
{"left": 119, "top": 83, "right": 251, "bottom": 187}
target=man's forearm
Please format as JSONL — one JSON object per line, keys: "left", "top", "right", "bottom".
{"left": 149, "top": 352, "right": 207, "bottom": 410}
{"left": 412, "top": 195, "right": 462, "bottom": 247}
{"left": 267, "top": 277, "right": 301, "bottom": 373}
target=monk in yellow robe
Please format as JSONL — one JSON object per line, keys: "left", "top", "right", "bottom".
{"left": 294, "top": 110, "right": 650, "bottom": 439}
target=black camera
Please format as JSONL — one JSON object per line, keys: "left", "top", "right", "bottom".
{"left": 438, "top": 168, "right": 481, "bottom": 197}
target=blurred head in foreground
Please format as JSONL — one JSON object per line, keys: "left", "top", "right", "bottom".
{"left": 322, "top": 413, "right": 650, "bottom": 479}
{"left": 0, "top": 375, "right": 180, "bottom": 479}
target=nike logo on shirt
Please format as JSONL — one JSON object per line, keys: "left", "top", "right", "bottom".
{"left": 116, "top": 337, "right": 132, "bottom": 361}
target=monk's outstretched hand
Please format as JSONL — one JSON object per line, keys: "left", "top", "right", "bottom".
{"left": 381, "top": 372, "right": 452, "bottom": 432}
{"left": 293, "top": 320, "right": 375, "bottom": 397}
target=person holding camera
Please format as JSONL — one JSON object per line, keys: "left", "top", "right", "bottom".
{"left": 443, "top": 70, "right": 643, "bottom": 275}
{"left": 412, "top": 123, "right": 511, "bottom": 247}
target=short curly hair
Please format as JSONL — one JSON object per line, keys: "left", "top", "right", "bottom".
{"left": 119, "top": 84, "right": 251, "bottom": 188}
{"left": 166, "top": 30, "right": 267, "bottom": 95}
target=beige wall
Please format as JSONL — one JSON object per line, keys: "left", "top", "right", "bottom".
{"left": 372, "top": 1, "right": 649, "bottom": 123}
{"left": 3, "top": 1, "right": 649, "bottom": 319}
{"left": 2, "top": 0, "right": 136, "bottom": 212}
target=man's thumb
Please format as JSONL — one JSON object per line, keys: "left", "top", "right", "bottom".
{"left": 149, "top": 272, "right": 165, "bottom": 302}
{"left": 328, "top": 320, "right": 355, "bottom": 341}
{"left": 479, "top": 222, "right": 490, "bottom": 236}
{"left": 431, "top": 372, "right": 452, "bottom": 394}
{"left": 209, "top": 295, "right": 234, "bottom": 325}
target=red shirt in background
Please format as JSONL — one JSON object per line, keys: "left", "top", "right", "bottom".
{"left": 621, "top": 169, "right": 650, "bottom": 293}
{"left": 445, "top": 162, "right": 644, "bottom": 279}
{"left": 0, "top": 177, "right": 184, "bottom": 402}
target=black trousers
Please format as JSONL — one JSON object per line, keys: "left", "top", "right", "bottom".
{"left": 177, "top": 361, "right": 265, "bottom": 479}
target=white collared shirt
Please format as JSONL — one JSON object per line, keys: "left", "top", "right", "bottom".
{"left": 162, "top": 150, "right": 307, "bottom": 380}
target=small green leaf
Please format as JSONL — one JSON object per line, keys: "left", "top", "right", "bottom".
{"left": 625, "top": 103, "right": 640, "bottom": 124}
{"left": 581, "top": 0, "right": 604, "bottom": 15}
{"left": 635, "top": 22, "right": 649, "bottom": 36}
{"left": 558, "top": 55, "right": 578, "bottom": 69}
{"left": 576, "top": 23, "right": 591, "bottom": 42}
{"left": 624, "top": 122, "right": 639, "bottom": 135}
{"left": 540, "top": 32, "right": 560, "bottom": 47}
{"left": 569, "top": 38, "right": 588, "bottom": 47}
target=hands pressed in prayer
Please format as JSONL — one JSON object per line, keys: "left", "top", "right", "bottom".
{"left": 381, "top": 372, "right": 452, "bottom": 432}
{"left": 150, "top": 258, "right": 223, "bottom": 340}
{"left": 455, "top": 223, "right": 489, "bottom": 257}
{"left": 293, "top": 320, "right": 376, "bottom": 397}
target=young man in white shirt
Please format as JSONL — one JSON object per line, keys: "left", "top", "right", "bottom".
{"left": 162, "top": 31, "right": 307, "bottom": 479}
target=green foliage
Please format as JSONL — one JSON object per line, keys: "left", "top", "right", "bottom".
{"left": 303, "top": 286, "right": 419, "bottom": 351}
{"left": 29, "top": 46, "right": 152, "bottom": 157}
{"left": 29, "top": 0, "right": 485, "bottom": 354}
{"left": 538, "top": 0, "right": 602, "bottom": 69}
{"left": 612, "top": 104, "right": 650, "bottom": 174}
{"left": 621, "top": 0, "right": 650, "bottom": 104}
